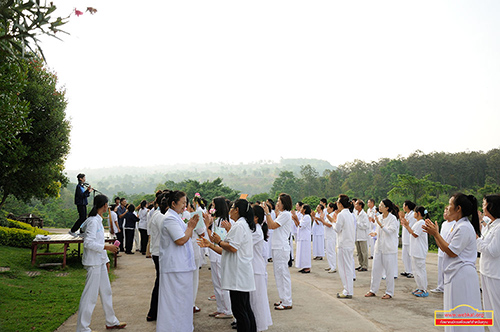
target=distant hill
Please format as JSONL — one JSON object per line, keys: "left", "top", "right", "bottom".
{"left": 65, "top": 158, "right": 336, "bottom": 196}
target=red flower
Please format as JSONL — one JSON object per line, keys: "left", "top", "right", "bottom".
{"left": 75, "top": 9, "right": 83, "bottom": 17}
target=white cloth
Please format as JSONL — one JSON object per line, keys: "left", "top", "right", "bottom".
{"left": 373, "top": 213, "right": 399, "bottom": 254}
{"left": 410, "top": 219, "right": 428, "bottom": 259}
{"left": 76, "top": 263, "right": 120, "bottom": 332}
{"left": 296, "top": 215, "right": 312, "bottom": 269}
{"left": 146, "top": 208, "right": 158, "bottom": 236}
{"left": 477, "top": 218, "right": 500, "bottom": 279}
{"left": 444, "top": 217, "right": 478, "bottom": 284}
{"left": 439, "top": 220, "right": 456, "bottom": 257}
{"left": 108, "top": 211, "right": 119, "bottom": 234}
{"left": 272, "top": 211, "right": 292, "bottom": 251}
{"left": 157, "top": 271, "right": 194, "bottom": 332}
{"left": 436, "top": 255, "right": 445, "bottom": 291}
{"left": 210, "top": 260, "right": 232, "bottom": 315}
{"left": 272, "top": 248, "right": 292, "bottom": 306}
{"left": 370, "top": 253, "right": 397, "bottom": 297}
{"left": 481, "top": 274, "right": 500, "bottom": 332}
{"left": 335, "top": 209, "right": 355, "bottom": 249}
{"left": 138, "top": 208, "right": 149, "bottom": 230}
{"left": 312, "top": 212, "right": 325, "bottom": 236}
{"left": 149, "top": 210, "right": 164, "bottom": 257}
{"left": 81, "top": 215, "right": 109, "bottom": 266}
{"left": 402, "top": 244, "right": 412, "bottom": 274}
{"left": 356, "top": 210, "right": 370, "bottom": 241}
{"left": 252, "top": 224, "right": 267, "bottom": 275}
{"left": 411, "top": 256, "right": 427, "bottom": 291}
{"left": 209, "top": 218, "right": 234, "bottom": 263}
{"left": 313, "top": 234, "right": 325, "bottom": 257}
{"left": 325, "top": 234, "right": 337, "bottom": 271}
{"left": 221, "top": 217, "right": 255, "bottom": 292}
{"left": 402, "top": 211, "right": 417, "bottom": 245}
{"left": 338, "top": 247, "right": 354, "bottom": 296}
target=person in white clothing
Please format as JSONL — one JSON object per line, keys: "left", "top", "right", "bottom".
{"left": 198, "top": 199, "right": 257, "bottom": 332}
{"left": 477, "top": 194, "right": 500, "bottom": 332}
{"left": 423, "top": 193, "right": 484, "bottom": 332}
{"left": 191, "top": 194, "right": 207, "bottom": 314}
{"left": 366, "top": 199, "right": 377, "bottom": 259}
{"left": 292, "top": 204, "right": 313, "bottom": 273}
{"left": 354, "top": 200, "right": 369, "bottom": 272}
{"left": 146, "top": 194, "right": 163, "bottom": 322}
{"left": 312, "top": 204, "right": 325, "bottom": 260}
{"left": 318, "top": 202, "right": 337, "bottom": 273}
{"left": 262, "top": 193, "right": 293, "bottom": 310}
{"left": 334, "top": 194, "right": 356, "bottom": 298}
{"left": 107, "top": 205, "right": 120, "bottom": 239}
{"left": 400, "top": 200, "right": 417, "bottom": 278}
{"left": 430, "top": 207, "right": 456, "bottom": 293}
{"left": 402, "top": 206, "right": 429, "bottom": 297}
{"left": 137, "top": 200, "right": 150, "bottom": 255}
{"left": 157, "top": 191, "right": 199, "bottom": 332}
{"left": 250, "top": 205, "right": 273, "bottom": 331}
{"left": 206, "top": 196, "right": 233, "bottom": 319}
{"left": 365, "top": 199, "right": 399, "bottom": 299}
{"left": 76, "top": 194, "right": 126, "bottom": 332}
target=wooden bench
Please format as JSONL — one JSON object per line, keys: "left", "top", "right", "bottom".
{"left": 31, "top": 233, "right": 118, "bottom": 268}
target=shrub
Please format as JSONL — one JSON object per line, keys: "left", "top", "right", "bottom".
{"left": 0, "top": 219, "right": 48, "bottom": 248}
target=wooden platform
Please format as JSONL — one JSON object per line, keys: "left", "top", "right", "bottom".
{"left": 31, "top": 233, "right": 118, "bottom": 268}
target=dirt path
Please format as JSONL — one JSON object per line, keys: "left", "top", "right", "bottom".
{"left": 55, "top": 244, "right": 456, "bottom": 332}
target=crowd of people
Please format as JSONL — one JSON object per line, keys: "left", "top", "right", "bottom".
{"left": 73, "top": 175, "right": 500, "bottom": 332}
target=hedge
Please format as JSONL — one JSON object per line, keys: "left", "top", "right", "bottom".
{"left": 0, "top": 219, "right": 48, "bottom": 248}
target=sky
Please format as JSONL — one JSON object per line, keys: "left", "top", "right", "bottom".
{"left": 39, "top": 0, "right": 500, "bottom": 171}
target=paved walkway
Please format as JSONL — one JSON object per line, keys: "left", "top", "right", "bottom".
{"left": 55, "top": 244, "right": 455, "bottom": 332}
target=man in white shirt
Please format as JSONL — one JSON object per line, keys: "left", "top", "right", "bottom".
{"left": 354, "top": 200, "right": 370, "bottom": 272}
{"left": 366, "top": 199, "right": 377, "bottom": 259}
{"left": 334, "top": 194, "right": 356, "bottom": 299}
{"left": 401, "top": 201, "right": 417, "bottom": 278}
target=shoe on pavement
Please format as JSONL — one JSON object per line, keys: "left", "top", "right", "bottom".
{"left": 337, "top": 293, "right": 352, "bottom": 299}
{"left": 106, "top": 322, "right": 127, "bottom": 329}
{"left": 208, "top": 295, "right": 216, "bottom": 301}
{"left": 193, "top": 306, "right": 201, "bottom": 313}
{"left": 275, "top": 304, "right": 293, "bottom": 310}
{"left": 430, "top": 288, "right": 443, "bottom": 293}
{"left": 328, "top": 269, "right": 337, "bottom": 273}
{"left": 215, "top": 313, "right": 234, "bottom": 319}
{"left": 406, "top": 273, "right": 414, "bottom": 278}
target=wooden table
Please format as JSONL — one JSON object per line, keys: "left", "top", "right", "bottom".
{"left": 31, "top": 233, "right": 118, "bottom": 268}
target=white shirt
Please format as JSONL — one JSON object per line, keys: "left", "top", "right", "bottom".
{"left": 477, "top": 218, "right": 500, "bottom": 279}
{"left": 373, "top": 213, "right": 399, "bottom": 254}
{"left": 221, "top": 217, "right": 256, "bottom": 292}
{"left": 297, "top": 215, "right": 312, "bottom": 241}
{"left": 402, "top": 211, "right": 417, "bottom": 245}
{"left": 108, "top": 210, "right": 119, "bottom": 234}
{"left": 312, "top": 212, "right": 325, "bottom": 236}
{"left": 159, "top": 209, "right": 196, "bottom": 273}
{"left": 443, "top": 217, "right": 478, "bottom": 283}
{"left": 149, "top": 209, "right": 164, "bottom": 257}
{"left": 409, "top": 219, "right": 428, "bottom": 259}
{"left": 252, "top": 224, "right": 267, "bottom": 275}
{"left": 271, "top": 210, "right": 292, "bottom": 251}
{"left": 82, "top": 215, "right": 109, "bottom": 266}
{"left": 335, "top": 209, "right": 355, "bottom": 249}
{"left": 138, "top": 208, "right": 149, "bottom": 230}
{"left": 355, "top": 210, "right": 370, "bottom": 241}
{"left": 438, "top": 220, "right": 456, "bottom": 257}
{"left": 146, "top": 208, "right": 159, "bottom": 236}
{"left": 324, "top": 212, "right": 336, "bottom": 239}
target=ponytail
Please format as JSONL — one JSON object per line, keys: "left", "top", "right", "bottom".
{"left": 233, "top": 199, "right": 255, "bottom": 232}
{"left": 382, "top": 198, "right": 399, "bottom": 219}
{"left": 88, "top": 194, "right": 108, "bottom": 217}
{"left": 252, "top": 204, "right": 268, "bottom": 241}
{"left": 452, "top": 193, "right": 481, "bottom": 237}
{"left": 414, "top": 206, "right": 430, "bottom": 219}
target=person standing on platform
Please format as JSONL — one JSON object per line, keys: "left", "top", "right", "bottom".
{"left": 70, "top": 173, "right": 93, "bottom": 237}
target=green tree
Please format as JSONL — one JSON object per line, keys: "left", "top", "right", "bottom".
{"left": 270, "top": 171, "right": 300, "bottom": 202}
{"left": 0, "top": 57, "right": 70, "bottom": 209}
{"left": 388, "top": 174, "right": 452, "bottom": 204}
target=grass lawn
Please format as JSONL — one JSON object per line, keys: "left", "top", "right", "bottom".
{"left": 0, "top": 244, "right": 115, "bottom": 332}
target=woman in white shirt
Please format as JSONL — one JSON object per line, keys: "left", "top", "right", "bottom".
{"left": 365, "top": 199, "right": 399, "bottom": 299}
{"left": 76, "top": 195, "right": 125, "bottom": 332}
{"left": 146, "top": 195, "right": 163, "bottom": 322}
{"left": 477, "top": 194, "right": 500, "bottom": 332}
{"left": 312, "top": 204, "right": 325, "bottom": 260}
{"left": 401, "top": 200, "right": 417, "bottom": 278}
{"left": 157, "top": 191, "right": 199, "bottom": 332}
{"left": 250, "top": 205, "right": 273, "bottom": 331}
{"left": 198, "top": 199, "right": 257, "bottom": 332}
{"left": 292, "top": 204, "right": 313, "bottom": 273}
{"left": 191, "top": 195, "right": 207, "bottom": 314}
{"left": 430, "top": 207, "right": 456, "bottom": 293}
{"left": 402, "top": 206, "right": 429, "bottom": 297}
{"left": 321, "top": 203, "right": 337, "bottom": 273}
{"left": 263, "top": 193, "right": 294, "bottom": 310}
{"left": 206, "top": 196, "right": 233, "bottom": 319}
{"left": 423, "top": 193, "right": 483, "bottom": 332}
{"left": 138, "top": 200, "right": 149, "bottom": 255}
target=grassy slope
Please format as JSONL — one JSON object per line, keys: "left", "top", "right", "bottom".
{"left": 0, "top": 245, "right": 114, "bottom": 332}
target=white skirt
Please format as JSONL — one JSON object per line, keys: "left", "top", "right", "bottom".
{"left": 157, "top": 271, "right": 194, "bottom": 332}
{"left": 312, "top": 234, "right": 325, "bottom": 257}
{"left": 250, "top": 273, "right": 273, "bottom": 331}
{"left": 481, "top": 274, "right": 499, "bottom": 332}
{"left": 295, "top": 240, "right": 311, "bottom": 269}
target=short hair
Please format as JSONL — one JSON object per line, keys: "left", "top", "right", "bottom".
{"left": 368, "top": 199, "right": 375, "bottom": 204}
{"left": 338, "top": 194, "right": 350, "bottom": 209}
{"left": 114, "top": 197, "right": 120, "bottom": 202}
{"left": 120, "top": 197, "right": 127, "bottom": 203}
{"left": 297, "top": 201, "right": 304, "bottom": 207}
{"left": 278, "top": 193, "right": 292, "bottom": 211}
{"left": 403, "top": 200, "right": 416, "bottom": 211}
{"left": 356, "top": 200, "right": 365, "bottom": 209}
{"left": 484, "top": 194, "right": 500, "bottom": 219}
{"left": 320, "top": 198, "right": 328, "bottom": 205}
{"left": 127, "top": 204, "right": 135, "bottom": 213}
{"left": 77, "top": 173, "right": 85, "bottom": 181}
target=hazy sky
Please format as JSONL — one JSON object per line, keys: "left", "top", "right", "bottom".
{"left": 40, "top": 1, "right": 500, "bottom": 171}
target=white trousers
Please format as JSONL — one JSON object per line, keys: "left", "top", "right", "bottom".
{"left": 157, "top": 271, "right": 194, "bottom": 332}
{"left": 289, "top": 235, "right": 294, "bottom": 260}
{"left": 436, "top": 255, "right": 444, "bottom": 291}
{"left": 370, "top": 253, "right": 397, "bottom": 297}
{"left": 210, "top": 260, "right": 232, "bottom": 315}
{"left": 369, "top": 237, "right": 376, "bottom": 257}
{"left": 267, "top": 232, "right": 274, "bottom": 259}
{"left": 337, "top": 247, "right": 354, "bottom": 296}
{"left": 76, "top": 264, "right": 119, "bottom": 332}
{"left": 402, "top": 244, "right": 412, "bottom": 273}
{"left": 312, "top": 234, "right": 325, "bottom": 257}
{"left": 272, "top": 248, "right": 292, "bottom": 306}
{"left": 481, "top": 274, "right": 500, "bottom": 332}
{"left": 411, "top": 256, "right": 427, "bottom": 291}
{"left": 250, "top": 273, "right": 273, "bottom": 332}
{"left": 325, "top": 236, "right": 336, "bottom": 270}
{"left": 444, "top": 265, "right": 483, "bottom": 332}
{"left": 193, "top": 267, "right": 199, "bottom": 307}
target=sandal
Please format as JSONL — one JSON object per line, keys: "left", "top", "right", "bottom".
{"left": 274, "top": 301, "right": 282, "bottom": 306}
{"left": 365, "top": 292, "right": 376, "bottom": 297}
{"left": 381, "top": 294, "right": 392, "bottom": 299}
{"left": 209, "top": 311, "right": 222, "bottom": 317}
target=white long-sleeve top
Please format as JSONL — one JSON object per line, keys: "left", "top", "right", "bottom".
{"left": 149, "top": 209, "right": 164, "bottom": 257}
{"left": 373, "top": 213, "right": 399, "bottom": 254}
{"left": 138, "top": 207, "right": 149, "bottom": 230}
{"left": 297, "top": 215, "right": 312, "bottom": 241}
{"left": 438, "top": 220, "right": 456, "bottom": 258}
{"left": 402, "top": 211, "right": 417, "bottom": 245}
{"left": 335, "top": 209, "right": 355, "bottom": 249}
{"left": 146, "top": 208, "right": 159, "bottom": 236}
{"left": 82, "top": 215, "right": 109, "bottom": 266}
{"left": 477, "top": 218, "right": 500, "bottom": 279}
{"left": 312, "top": 212, "right": 325, "bottom": 236}
{"left": 355, "top": 210, "right": 370, "bottom": 241}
